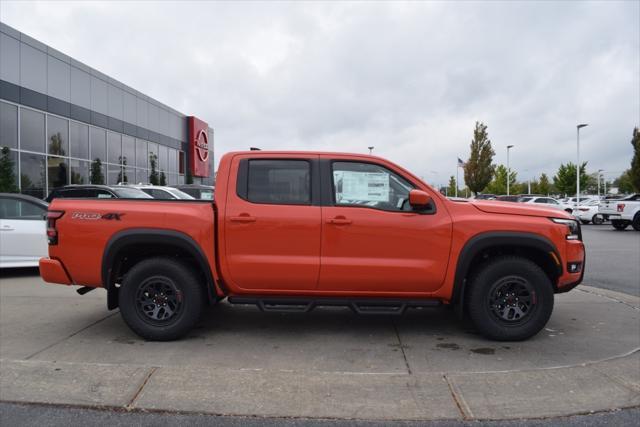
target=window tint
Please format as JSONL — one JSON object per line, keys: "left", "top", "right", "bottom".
{"left": 332, "top": 162, "right": 413, "bottom": 211}
{"left": 47, "top": 115, "right": 68, "bottom": 156}
{"left": 20, "top": 108, "right": 45, "bottom": 153}
{"left": 90, "top": 127, "right": 106, "bottom": 162}
{"left": 534, "top": 198, "right": 547, "bottom": 203}
{"left": 0, "top": 198, "right": 45, "bottom": 220}
{"left": 247, "top": 160, "right": 310, "bottom": 205}
{"left": 519, "top": 197, "right": 533, "bottom": 202}
{"left": 0, "top": 102, "right": 18, "bottom": 149}
{"left": 70, "top": 121, "right": 89, "bottom": 159}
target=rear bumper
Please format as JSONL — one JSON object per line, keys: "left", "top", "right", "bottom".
{"left": 39, "top": 258, "right": 72, "bottom": 285}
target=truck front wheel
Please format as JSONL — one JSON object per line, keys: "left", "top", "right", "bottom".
{"left": 466, "top": 256, "right": 554, "bottom": 341}
{"left": 611, "top": 220, "right": 629, "bottom": 231}
{"left": 119, "top": 257, "right": 205, "bottom": 341}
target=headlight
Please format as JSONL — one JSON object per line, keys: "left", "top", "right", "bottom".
{"left": 551, "top": 218, "right": 581, "bottom": 240}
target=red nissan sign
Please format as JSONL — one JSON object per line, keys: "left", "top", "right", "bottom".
{"left": 188, "top": 116, "right": 210, "bottom": 177}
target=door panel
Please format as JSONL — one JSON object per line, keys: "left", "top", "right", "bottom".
{"left": 319, "top": 159, "right": 452, "bottom": 294}
{"left": 0, "top": 219, "right": 47, "bottom": 264}
{"left": 224, "top": 157, "right": 321, "bottom": 291}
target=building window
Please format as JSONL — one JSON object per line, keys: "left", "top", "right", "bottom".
{"left": 90, "top": 127, "right": 106, "bottom": 163}
{"left": 20, "top": 108, "right": 45, "bottom": 153}
{"left": 70, "top": 121, "right": 89, "bottom": 159}
{"left": 20, "top": 152, "right": 46, "bottom": 199}
{"left": 89, "top": 159, "right": 105, "bottom": 185}
{"left": 0, "top": 148, "right": 19, "bottom": 192}
{"left": 122, "top": 135, "right": 135, "bottom": 169}
{"left": 69, "top": 159, "right": 89, "bottom": 184}
{"left": 135, "top": 139, "right": 147, "bottom": 168}
{"left": 0, "top": 102, "right": 18, "bottom": 149}
{"left": 135, "top": 168, "right": 147, "bottom": 184}
{"left": 178, "top": 151, "right": 185, "bottom": 174}
{"left": 47, "top": 115, "right": 69, "bottom": 156}
{"left": 107, "top": 163, "right": 122, "bottom": 185}
{"left": 47, "top": 156, "right": 69, "bottom": 191}
{"left": 107, "top": 132, "right": 122, "bottom": 164}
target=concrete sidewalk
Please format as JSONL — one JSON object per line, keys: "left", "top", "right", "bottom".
{"left": 1, "top": 272, "right": 638, "bottom": 421}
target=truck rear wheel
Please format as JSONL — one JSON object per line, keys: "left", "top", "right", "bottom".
{"left": 466, "top": 256, "right": 554, "bottom": 341}
{"left": 632, "top": 214, "right": 640, "bottom": 231}
{"left": 611, "top": 220, "right": 629, "bottom": 231}
{"left": 119, "top": 257, "right": 205, "bottom": 341}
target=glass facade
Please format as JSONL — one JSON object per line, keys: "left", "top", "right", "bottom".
{"left": 0, "top": 23, "right": 211, "bottom": 197}
{"left": 0, "top": 100, "right": 186, "bottom": 197}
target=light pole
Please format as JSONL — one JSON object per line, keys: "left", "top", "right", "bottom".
{"left": 368, "top": 146, "right": 374, "bottom": 155}
{"left": 597, "top": 169, "right": 604, "bottom": 198}
{"left": 506, "top": 145, "right": 514, "bottom": 195}
{"left": 576, "top": 124, "right": 588, "bottom": 206}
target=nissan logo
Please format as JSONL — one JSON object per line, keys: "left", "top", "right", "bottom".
{"left": 195, "top": 129, "right": 209, "bottom": 162}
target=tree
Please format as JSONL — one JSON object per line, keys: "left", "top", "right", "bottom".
{"left": 553, "top": 162, "right": 590, "bottom": 196}
{"left": 463, "top": 122, "right": 495, "bottom": 195}
{"left": 538, "top": 173, "right": 551, "bottom": 195}
{"left": 0, "top": 147, "right": 18, "bottom": 192}
{"left": 49, "top": 133, "right": 66, "bottom": 156}
{"left": 613, "top": 170, "right": 635, "bottom": 194}
{"left": 159, "top": 171, "right": 167, "bottom": 186}
{"left": 485, "top": 164, "right": 517, "bottom": 195}
{"left": 149, "top": 153, "right": 159, "bottom": 185}
{"left": 630, "top": 127, "right": 640, "bottom": 191}
{"left": 90, "top": 158, "right": 105, "bottom": 185}
{"left": 447, "top": 176, "right": 457, "bottom": 196}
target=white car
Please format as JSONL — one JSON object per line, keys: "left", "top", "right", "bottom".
{"left": 560, "top": 196, "right": 599, "bottom": 213}
{"left": 518, "top": 196, "right": 564, "bottom": 210}
{"left": 0, "top": 193, "right": 49, "bottom": 268}
{"left": 574, "top": 199, "right": 604, "bottom": 225}
{"left": 131, "top": 185, "right": 195, "bottom": 200}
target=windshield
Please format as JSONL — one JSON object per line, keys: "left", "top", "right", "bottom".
{"left": 166, "top": 188, "right": 195, "bottom": 199}
{"left": 112, "top": 188, "right": 153, "bottom": 198}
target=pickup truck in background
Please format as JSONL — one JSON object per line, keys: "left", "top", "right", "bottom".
{"left": 39, "top": 151, "right": 585, "bottom": 341}
{"left": 598, "top": 194, "right": 640, "bottom": 231}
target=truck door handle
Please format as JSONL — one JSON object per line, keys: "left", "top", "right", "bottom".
{"left": 230, "top": 214, "right": 256, "bottom": 223}
{"left": 0, "top": 226, "right": 14, "bottom": 231}
{"left": 327, "top": 216, "right": 352, "bottom": 225}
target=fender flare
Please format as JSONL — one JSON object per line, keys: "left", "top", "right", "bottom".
{"left": 102, "top": 228, "right": 218, "bottom": 309}
{"left": 451, "top": 231, "right": 562, "bottom": 307}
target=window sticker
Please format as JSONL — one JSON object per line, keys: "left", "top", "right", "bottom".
{"left": 334, "top": 171, "right": 390, "bottom": 202}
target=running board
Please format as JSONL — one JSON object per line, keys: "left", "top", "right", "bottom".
{"left": 227, "top": 296, "right": 442, "bottom": 316}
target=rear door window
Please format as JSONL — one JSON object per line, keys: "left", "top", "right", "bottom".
{"left": 247, "top": 160, "right": 311, "bottom": 205}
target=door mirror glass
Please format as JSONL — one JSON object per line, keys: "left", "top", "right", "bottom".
{"left": 409, "top": 190, "right": 432, "bottom": 209}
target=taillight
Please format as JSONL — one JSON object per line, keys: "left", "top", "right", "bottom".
{"left": 46, "top": 210, "right": 65, "bottom": 245}
{"left": 617, "top": 204, "right": 625, "bottom": 212}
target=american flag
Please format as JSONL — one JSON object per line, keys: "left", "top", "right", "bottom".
{"left": 457, "top": 158, "right": 466, "bottom": 167}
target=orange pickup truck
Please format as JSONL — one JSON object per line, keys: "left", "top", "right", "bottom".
{"left": 40, "top": 151, "right": 585, "bottom": 341}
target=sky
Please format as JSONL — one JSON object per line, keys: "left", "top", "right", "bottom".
{"left": 1, "top": 1, "right": 638, "bottom": 187}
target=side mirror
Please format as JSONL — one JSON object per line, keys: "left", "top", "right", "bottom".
{"left": 409, "top": 189, "right": 432, "bottom": 209}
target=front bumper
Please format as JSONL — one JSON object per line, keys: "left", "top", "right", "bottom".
{"left": 556, "top": 240, "right": 585, "bottom": 293}
{"left": 39, "top": 258, "right": 72, "bottom": 285}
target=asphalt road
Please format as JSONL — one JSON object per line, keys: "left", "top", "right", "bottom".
{"left": 1, "top": 403, "right": 639, "bottom": 427}
{"left": 580, "top": 224, "right": 640, "bottom": 297}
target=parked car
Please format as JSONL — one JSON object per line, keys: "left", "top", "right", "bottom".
{"left": 494, "top": 195, "right": 520, "bottom": 202}
{"left": 40, "top": 151, "right": 585, "bottom": 342}
{"left": 560, "top": 196, "right": 599, "bottom": 213}
{"left": 574, "top": 199, "right": 604, "bottom": 225}
{"left": 472, "top": 194, "right": 496, "bottom": 200}
{"left": 46, "top": 185, "right": 152, "bottom": 202}
{"left": 598, "top": 193, "right": 640, "bottom": 231}
{"left": 518, "top": 196, "right": 564, "bottom": 211}
{"left": 171, "top": 184, "right": 215, "bottom": 200}
{"left": 132, "top": 185, "right": 194, "bottom": 200}
{"left": 0, "top": 193, "right": 48, "bottom": 268}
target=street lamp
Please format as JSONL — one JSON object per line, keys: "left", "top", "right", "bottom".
{"left": 506, "top": 145, "right": 514, "bottom": 195}
{"left": 368, "top": 146, "right": 374, "bottom": 155}
{"left": 597, "top": 169, "right": 604, "bottom": 198}
{"left": 576, "top": 124, "right": 588, "bottom": 206}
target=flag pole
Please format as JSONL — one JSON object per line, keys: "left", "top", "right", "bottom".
{"left": 455, "top": 162, "right": 459, "bottom": 198}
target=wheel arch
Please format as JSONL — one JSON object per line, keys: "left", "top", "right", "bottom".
{"left": 451, "top": 232, "right": 563, "bottom": 310}
{"left": 102, "top": 228, "right": 219, "bottom": 310}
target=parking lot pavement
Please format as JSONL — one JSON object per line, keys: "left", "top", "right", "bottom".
{"left": 580, "top": 225, "right": 640, "bottom": 297}
{"left": 1, "top": 266, "right": 639, "bottom": 423}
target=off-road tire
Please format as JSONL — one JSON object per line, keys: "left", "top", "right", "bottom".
{"left": 612, "top": 220, "right": 629, "bottom": 231}
{"left": 466, "top": 256, "right": 554, "bottom": 341}
{"left": 632, "top": 214, "right": 640, "bottom": 231}
{"left": 119, "top": 257, "right": 205, "bottom": 341}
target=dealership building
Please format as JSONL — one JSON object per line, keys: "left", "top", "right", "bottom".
{"left": 0, "top": 22, "right": 214, "bottom": 199}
